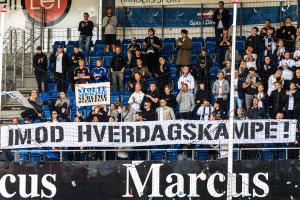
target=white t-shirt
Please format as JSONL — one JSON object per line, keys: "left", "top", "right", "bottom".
{"left": 56, "top": 53, "right": 63, "bottom": 73}
{"left": 234, "top": 78, "right": 239, "bottom": 97}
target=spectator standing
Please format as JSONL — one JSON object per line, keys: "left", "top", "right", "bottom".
{"left": 129, "top": 72, "right": 147, "bottom": 93}
{"left": 132, "top": 58, "right": 150, "bottom": 78}
{"left": 53, "top": 45, "right": 69, "bottom": 92}
{"left": 247, "top": 97, "right": 266, "bottom": 119}
{"left": 292, "top": 68, "right": 300, "bottom": 89}
{"left": 273, "top": 39, "right": 286, "bottom": 64}
{"left": 212, "top": 1, "right": 231, "bottom": 40}
{"left": 120, "top": 104, "right": 135, "bottom": 122}
{"left": 255, "top": 84, "right": 267, "bottom": 111}
{"left": 102, "top": 7, "right": 118, "bottom": 53}
{"left": 78, "top": 13, "right": 94, "bottom": 52}
{"left": 284, "top": 82, "right": 300, "bottom": 119}
{"left": 218, "top": 31, "right": 231, "bottom": 67}
{"left": 261, "top": 56, "right": 276, "bottom": 88}
{"left": 161, "top": 85, "right": 177, "bottom": 110}
{"left": 281, "top": 17, "right": 296, "bottom": 52}
{"left": 279, "top": 51, "right": 295, "bottom": 89}
{"left": 244, "top": 46, "right": 257, "bottom": 70}
{"left": 176, "top": 83, "right": 195, "bottom": 119}
{"left": 196, "top": 98, "right": 214, "bottom": 120}
{"left": 212, "top": 71, "right": 230, "bottom": 112}
{"left": 110, "top": 46, "right": 126, "bottom": 93}
{"left": 224, "top": 43, "right": 241, "bottom": 66}
{"left": 90, "top": 58, "right": 108, "bottom": 83}
{"left": 246, "top": 27, "right": 262, "bottom": 55}
{"left": 143, "top": 28, "right": 161, "bottom": 75}
{"left": 127, "top": 37, "right": 140, "bottom": 65}
{"left": 74, "top": 58, "right": 90, "bottom": 84}
{"left": 177, "top": 66, "right": 195, "bottom": 91}
{"left": 128, "top": 83, "right": 145, "bottom": 112}
{"left": 176, "top": 29, "right": 193, "bottom": 70}
{"left": 263, "top": 29, "right": 276, "bottom": 57}
{"left": 142, "top": 101, "right": 157, "bottom": 121}
{"left": 154, "top": 57, "right": 171, "bottom": 93}
{"left": 156, "top": 99, "right": 176, "bottom": 121}
{"left": 260, "top": 19, "right": 276, "bottom": 37}
{"left": 69, "top": 46, "right": 84, "bottom": 90}
{"left": 269, "top": 81, "right": 286, "bottom": 118}
{"left": 108, "top": 103, "right": 119, "bottom": 122}
{"left": 33, "top": 46, "right": 48, "bottom": 93}
{"left": 141, "top": 83, "right": 160, "bottom": 111}
{"left": 267, "top": 69, "right": 283, "bottom": 96}
{"left": 195, "top": 49, "right": 212, "bottom": 85}
{"left": 242, "top": 67, "right": 261, "bottom": 110}
{"left": 233, "top": 70, "right": 244, "bottom": 109}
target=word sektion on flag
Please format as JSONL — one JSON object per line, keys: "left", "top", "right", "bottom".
{"left": 75, "top": 82, "right": 110, "bottom": 107}
{"left": 0, "top": 120, "right": 297, "bottom": 149}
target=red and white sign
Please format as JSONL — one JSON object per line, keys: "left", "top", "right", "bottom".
{"left": 21, "top": 0, "right": 72, "bottom": 26}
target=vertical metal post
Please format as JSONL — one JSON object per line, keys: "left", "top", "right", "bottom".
{"left": 22, "top": 30, "right": 25, "bottom": 87}
{"left": 298, "top": 0, "right": 300, "bottom": 25}
{"left": 10, "top": 29, "right": 13, "bottom": 53}
{"left": 227, "top": 1, "right": 238, "bottom": 200}
{"left": 279, "top": 1, "right": 283, "bottom": 23}
{"left": 47, "top": 28, "right": 51, "bottom": 52}
{"left": 67, "top": 28, "right": 71, "bottom": 41}
{"left": 161, "top": 5, "right": 165, "bottom": 39}
{"left": 200, "top": 4, "right": 204, "bottom": 38}
{"left": 31, "top": 19, "right": 35, "bottom": 71}
{"left": 40, "top": 7, "right": 44, "bottom": 48}
{"left": 239, "top": 2, "right": 243, "bottom": 36}
{"left": 4, "top": 47, "right": 7, "bottom": 91}
{"left": 13, "top": 29, "right": 17, "bottom": 84}
{"left": 123, "top": 7, "right": 126, "bottom": 40}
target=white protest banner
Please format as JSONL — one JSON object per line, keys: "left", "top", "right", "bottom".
{"left": 75, "top": 82, "right": 110, "bottom": 107}
{"left": 1, "top": 91, "right": 34, "bottom": 109}
{"left": 0, "top": 120, "right": 297, "bottom": 149}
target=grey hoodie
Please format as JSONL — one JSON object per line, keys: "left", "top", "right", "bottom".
{"left": 176, "top": 91, "right": 195, "bottom": 113}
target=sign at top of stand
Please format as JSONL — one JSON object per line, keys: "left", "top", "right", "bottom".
{"left": 116, "top": 0, "right": 270, "bottom": 7}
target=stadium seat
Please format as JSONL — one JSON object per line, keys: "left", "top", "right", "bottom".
{"left": 103, "top": 55, "right": 113, "bottom": 66}
{"left": 151, "top": 150, "right": 165, "bottom": 160}
{"left": 192, "top": 37, "right": 203, "bottom": 54}
{"left": 95, "top": 40, "right": 103, "bottom": 44}
{"left": 39, "top": 93, "right": 50, "bottom": 102}
{"left": 261, "top": 150, "right": 273, "bottom": 160}
{"left": 90, "top": 56, "right": 99, "bottom": 67}
{"left": 195, "top": 145, "right": 209, "bottom": 160}
{"left": 205, "top": 41, "right": 217, "bottom": 54}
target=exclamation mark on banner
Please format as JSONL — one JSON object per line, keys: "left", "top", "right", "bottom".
{"left": 284, "top": 122, "right": 290, "bottom": 139}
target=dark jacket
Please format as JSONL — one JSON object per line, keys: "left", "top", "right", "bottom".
{"left": 53, "top": 52, "right": 69, "bottom": 74}
{"left": 247, "top": 106, "right": 266, "bottom": 119}
{"left": 269, "top": 89, "right": 286, "bottom": 115}
{"left": 161, "top": 94, "right": 177, "bottom": 110}
{"left": 110, "top": 54, "right": 126, "bottom": 71}
{"left": 142, "top": 109, "right": 157, "bottom": 121}
{"left": 284, "top": 90, "right": 300, "bottom": 112}
{"left": 33, "top": 53, "right": 48, "bottom": 72}
{"left": 212, "top": 8, "right": 231, "bottom": 30}
{"left": 246, "top": 35, "right": 263, "bottom": 54}
{"left": 78, "top": 20, "right": 94, "bottom": 36}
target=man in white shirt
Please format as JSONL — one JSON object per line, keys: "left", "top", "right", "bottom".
{"left": 54, "top": 46, "right": 68, "bottom": 92}
{"left": 279, "top": 51, "right": 295, "bottom": 70}
{"left": 267, "top": 69, "right": 283, "bottom": 96}
{"left": 196, "top": 98, "right": 215, "bottom": 120}
{"left": 128, "top": 83, "right": 145, "bottom": 112}
{"left": 177, "top": 66, "right": 195, "bottom": 91}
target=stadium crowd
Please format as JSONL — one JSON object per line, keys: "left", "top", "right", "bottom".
{"left": 11, "top": 2, "right": 300, "bottom": 161}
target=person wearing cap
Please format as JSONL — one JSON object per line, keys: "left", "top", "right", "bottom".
{"left": 242, "top": 67, "right": 261, "bottom": 110}
{"left": 127, "top": 37, "right": 140, "bottom": 65}
{"left": 176, "top": 29, "right": 192, "bottom": 70}
{"left": 212, "top": 1, "right": 231, "bottom": 40}
{"left": 78, "top": 12, "right": 94, "bottom": 52}
{"left": 103, "top": 7, "right": 118, "bottom": 53}
{"left": 143, "top": 28, "right": 161, "bottom": 75}
{"left": 33, "top": 46, "right": 48, "bottom": 93}
{"left": 90, "top": 58, "right": 108, "bottom": 83}
{"left": 74, "top": 58, "right": 90, "bottom": 84}
{"left": 53, "top": 45, "right": 69, "bottom": 92}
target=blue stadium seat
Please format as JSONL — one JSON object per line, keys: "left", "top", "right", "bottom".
{"left": 191, "top": 54, "right": 198, "bottom": 63}
{"left": 192, "top": 37, "right": 203, "bottom": 54}
{"left": 48, "top": 84, "right": 57, "bottom": 93}
{"left": 39, "top": 93, "right": 50, "bottom": 102}
{"left": 195, "top": 145, "right": 209, "bottom": 160}
{"left": 94, "top": 43, "right": 105, "bottom": 54}
{"left": 43, "top": 111, "right": 51, "bottom": 120}
{"left": 236, "top": 40, "right": 245, "bottom": 52}
{"left": 151, "top": 150, "right": 165, "bottom": 160}
{"left": 261, "top": 150, "right": 273, "bottom": 160}
{"left": 103, "top": 55, "right": 113, "bottom": 66}
{"left": 163, "top": 43, "right": 175, "bottom": 54}
{"left": 90, "top": 56, "right": 99, "bottom": 67}
{"left": 205, "top": 41, "right": 217, "bottom": 54}
{"left": 66, "top": 45, "right": 75, "bottom": 56}
{"left": 125, "top": 68, "right": 132, "bottom": 80}
{"left": 95, "top": 40, "right": 103, "bottom": 44}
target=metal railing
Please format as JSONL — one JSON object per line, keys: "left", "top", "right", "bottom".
{"left": 11, "top": 147, "right": 300, "bottom": 162}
